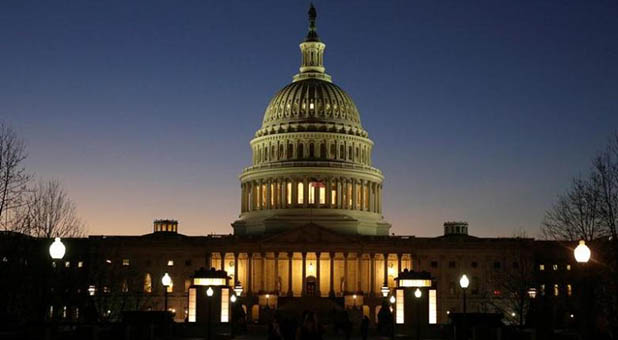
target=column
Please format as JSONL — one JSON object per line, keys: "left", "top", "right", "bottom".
{"left": 329, "top": 252, "right": 335, "bottom": 297}
{"left": 292, "top": 179, "right": 298, "bottom": 207}
{"left": 247, "top": 252, "right": 253, "bottom": 295}
{"left": 336, "top": 179, "right": 342, "bottom": 209}
{"left": 260, "top": 252, "right": 265, "bottom": 293}
{"left": 288, "top": 252, "right": 293, "bottom": 297}
{"left": 383, "top": 253, "right": 388, "bottom": 287}
{"left": 234, "top": 253, "right": 238, "bottom": 285}
{"left": 343, "top": 252, "right": 348, "bottom": 294}
{"left": 301, "top": 252, "right": 307, "bottom": 295}
{"left": 360, "top": 180, "right": 365, "bottom": 211}
{"left": 352, "top": 179, "right": 357, "bottom": 210}
{"left": 266, "top": 179, "right": 271, "bottom": 209}
{"left": 274, "top": 253, "right": 279, "bottom": 294}
{"left": 326, "top": 178, "right": 332, "bottom": 208}
{"left": 316, "top": 252, "right": 321, "bottom": 296}
{"left": 370, "top": 253, "right": 375, "bottom": 296}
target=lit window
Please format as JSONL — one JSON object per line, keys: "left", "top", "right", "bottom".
{"left": 188, "top": 288, "right": 197, "bottom": 322}
{"left": 567, "top": 284, "right": 572, "bottom": 296}
{"left": 429, "top": 289, "right": 437, "bottom": 324}
{"left": 396, "top": 289, "right": 404, "bottom": 324}
{"left": 286, "top": 182, "right": 292, "bottom": 205}
{"left": 62, "top": 306, "right": 67, "bottom": 319}
{"left": 103, "top": 286, "right": 110, "bottom": 294}
{"left": 65, "top": 261, "right": 70, "bottom": 268}
{"left": 309, "top": 103, "right": 314, "bottom": 110}
{"left": 88, "top": 285, "right": 96, "bottom": 296}
{"left": 75, "top": 307, "right": 79, "bottom": 320}
{"left": 221, "top": 288, "right": 229, "bottom": 322}
{"left": 144, "top": 273, "right": 152, "bottom": 293}
{"left": 105, "top": 259, "right": 112, "bottom": 264}
{"left": 297, "top": 182, "right": 304, "bottom": 204}
{"left": 539, "top": 264, "right": 545, "bottom": 271}
{"left": 566, "top": 264, "right": 571, "bottom": 271}
{"left": 167, "top": 260, "right": 174, "bottom": 266}
{"left": 122, "top": 280, "right": 128, "bottom": 293}
{"left": 78, "top": 261, "right": 83, "bottom": 268}
{"left": 330, "top": 182, "right": 337, "bottom": 205}
{"left": 540, "top": 284, "right": 545, "bottom": 296}
{"left": 552, "top": 264, "right": 558, "bottom": 271}
{"left": 554, "top": 284, "right": 559, "bottom": 296}
{"left": 122, "top": 259, "right": 130, "bottom": 266}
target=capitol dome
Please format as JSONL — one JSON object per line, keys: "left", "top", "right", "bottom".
{"left": 232, "top": 5, "right": 390, "bottom": 236}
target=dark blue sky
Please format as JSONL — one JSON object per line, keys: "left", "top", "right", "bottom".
{"left": 1, "top": 1, "right": 616, "bottom": 237}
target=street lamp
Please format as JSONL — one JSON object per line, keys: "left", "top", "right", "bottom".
{"left": 414, "top": 288, "right": 422, "bottom": 340}
{"left": 230, "top": 294, "right": 237, "bottom": 303}
{"left": 459, "top": 274, "right": 469, "bottom": 314}
{"left": 49, "top": 237, "right": 66, "bottom": 260}
{"left": 161, "top": 273, "right": 172, "bottom": 312}
{"left": 389, "top": 295, "right": 396, "bottom": 304}
{"left": 381, "top": 282, "right": 390, "bottom": 297}
{"left": 574, "top": 240, "right": 591, "bottom": 263}
{"left": 234, "top": 281, "right": 243, "bottom": 297}
{"left": 206, "top": 286, "right": 214, "bottom": 340}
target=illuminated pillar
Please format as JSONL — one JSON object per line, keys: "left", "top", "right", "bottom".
{"left": 288, "top": 252, "right": 293, "bottom": 297}
{"left": 303, "top": 177, "right": 308, "bottom": 208}
{"left": 351, "top": 179, "right": 357, "bottom": 210}
{"left": 326, "top": 178, "right": 331, "bottom": 208}
{"left": 343, "top": 252, "right": 348, "bottom": 294}
{"left": 360, "top": 180, "right": 365, "bottom": 211}
{"left": 370, "top": 253, "right": 375, "bottom": 296}
{"left": 292, "top": 179, "right": 298, "bottom": 207}
{"left": 274, "top": 252, "right": 279, "bottom": 294}
{"left": 247, "top": 252, "right": 252, "bottom": 295}
{"left": 329, "top": 252, "right": 335, "bottom": 296}
{"left": 336, "top": 178, "right": 342, "bottom": 209}
{"left": 316, "top": 252, "right": 321, "bottom": 296}
{"left": 301, "top": 252, "right": 307, "bottom": 295}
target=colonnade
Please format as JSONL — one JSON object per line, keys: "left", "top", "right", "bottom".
{"left": 209, "top": 251, "right": 412, "bottom": 297}
{"left": 252, "top": 138, "right": 373, "bottom": 166}
{"left": 241, "top": 177, "right": 382, "bottom": 213}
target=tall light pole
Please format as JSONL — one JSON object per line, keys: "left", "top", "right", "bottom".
{"left": 206, "top": 286, "right": 214, "bottom": 340}
{"left": 573, "top": 240, "right": 591, "bottom": 336}
{"left": 48, "top": 238, "right": 66, "bottom": 321}
{"left": 161, "top": 273, "right": 172, "bottom": 312}
{"left": 459, "top": 274, "right": 469, "bottom": 314}
{"left": 414, "top": 288, "right": 422, "bottom": 340}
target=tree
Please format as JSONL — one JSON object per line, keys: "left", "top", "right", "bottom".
{"left": 26, "top": 179, "right": 85, "bottom": 238}
{"left": 0, "top": 122, "right": 31, "bottom": 233}
{"left": 542, "top": 133, "right": 618, "bottom": 336}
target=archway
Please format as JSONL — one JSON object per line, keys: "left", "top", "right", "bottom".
{"left": 306, "top": 276, "right": 317, "bottom": 296}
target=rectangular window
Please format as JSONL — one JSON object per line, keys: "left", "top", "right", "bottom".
{"left": 319, "top": 184, "right": 326, "bottom": 205}
{"left": 221, "top": 288, "right": 229, "bottom": 323}
{"left": 65, "top": 261, "right": 70, "bottom": 268}
{"left": 567, "top": 284, "right": 572, "bottom": 296}
{"left": 539, "top": 264, "right": 545, "bottom": 271}
{"left": 309, "top": 182, "right": 315, "bottom": 204}
{"left": 122, "top": 259, "right": 130, "bottom": 266}
{"left": 429, "top": 289, "right": 437, "bottom": 324}
{"left": 168, "top": 260, "right": 174, "bottom": 266}
{"left": 552, "top": 264, "right": 558, "bottom": 271}
{"left": 78, "top": 261, "right": 83, "bottom": 268}
{"left": 554, "top": 284, "right": 559, "bottom": 296}
{"left": 566, "top": 264, "right": 571, "bottom": 271}
{"left": 261, "top": 184, "right": 266, "bottom": 207}
{"left": 271, "top": 183, "right": 275, "bottom": 206}
{"left": 331, "top": 182, "right": 337, "bottom": 206}
{"left": 396, "top": 289, "right": 404, "bottom": 324}
{"left": 188, "top": 288, "right": 196, "bottom": 322}
{"left": 287, "top": 182, "right": 292, "bottom": 205}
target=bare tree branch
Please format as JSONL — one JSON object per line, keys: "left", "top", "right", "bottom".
{"left": 0, "top": 122, "right": 31, "bottom": 232}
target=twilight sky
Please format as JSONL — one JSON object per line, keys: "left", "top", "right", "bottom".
{"left": 1, "top": 1, "right": 617, "bottom": 237}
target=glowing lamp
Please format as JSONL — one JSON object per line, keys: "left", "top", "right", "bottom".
{"left": 574, "top": 240, "right": 591, "bottom": 263}
{"left": 206, "top": 286, "right": 214, "bottom": 297}
{"left": 459, "top": 274, "right": 470, "bottom": 289}
{"left": 161, "top": 273, "right": 172, "bottom": 287}
{"left": 234, "top": 282, "right": 243, "bottom": 297}
{"left": 414, "top": 288, "right": 422, "bottom": 298}
{"left": 230, "top": 294, "right": 237, "bottom": 303}
{"left": 49, "top": 237, "right": 66, "bottom": 260}
{"left": 389, "top": 295, "right": 396, "bottom": 304}
{"left": 381, "top": 283, "right": 390, "bottom": 297}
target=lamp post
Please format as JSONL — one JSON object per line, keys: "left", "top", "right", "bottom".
{"left": 414, "top": 288, "right": 422, "bottom": 340}
{"left": 573, "top": 240, "right": 591, "bottom": 337}
{"left": 459, "top": 274, "right": 469, "bottom": 314}
{"left": 161, "top": 273, "right": 171, "bottom": 312}
{"left": 48, "top": 238, "right": 66, "bottom": 322}
{"left": 206, "top": 286, "right": 214, "bottom": 340}
{"left": 381, "top": 282, "right": 390, "bottom": 298}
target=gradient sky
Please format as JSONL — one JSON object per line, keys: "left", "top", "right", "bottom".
{"left": 1, "top": 1, "right": 617, "bottom": 238}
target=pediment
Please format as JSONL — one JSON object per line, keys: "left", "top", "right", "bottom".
{"left": 261, "top": 223, "right": 356, "bottom": 245}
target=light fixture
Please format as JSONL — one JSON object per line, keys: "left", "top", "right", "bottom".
{"left": 206, "top": 286, "right": 214, "bottom": 297}
{"left": 574, "top": 240, "right": 591, "bottom": 263}
{"left": 230, "top": 294, "right": 237, "bottom": 303}
{"left": 161, "top": 273, "right": 172, "bottom": 287}
{"left": 511, "top": 312, "right": 516, "bottom": 317}
{"left": 528, "top": 288, "right": 537, "bottom": 299}
{"left": 389, "top": 295, "right": 396, "bottom": 304}
{"left": 234, "top": 282, "right": 243, "bottom": 296}
{"left": 353, "top": 294, "right": 357, "bottom": 299}
{"left": 381, "top": 283, "right": 390, "bottom": 297}
{"left": 49, "top": 237, "right": 66, "bottom": 260}
{"left": 414, "top": 288, "right": 422, "bottom": 298}
{"left": 459, "top": 274, "right": 469, "bottom": 289}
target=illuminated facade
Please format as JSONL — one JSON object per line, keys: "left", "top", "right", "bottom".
{"left": 0, "top": 6, "right": 586, "bottom": 332}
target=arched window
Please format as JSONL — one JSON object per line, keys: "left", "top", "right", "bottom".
{"left": 279, "top": 144, "right": 284, "bottom": 160}
{"left": 320, "top": 143, "right": 327, "bottom": 159}
{"left": 330, "top": 144, "right": 336, "bottom": 159}
{"left": 144, "top": 273, "right": 152, "bottom": 293}
{"left": 308, "top": 182, "right": 326, "bottom": 205}
{"left": 297, "top": 182, "right": 304, "bottom": 204}
{"left": 287, "top": 143, "right": 293, "bottom": 159}
{"left": 340, "top": 145, "right": 345, "bottom": 160}
{"left": 264, "top": 147, "right": 268, "bottom": 161}
{"left": 348, "top": 146, "right": 353, "bottom": 160}
{"left": 271, "top": 145, "right": 275, "bottom": 160}
{"left": 256, "top": 148, "right": 261, "bottom": 163}
{"left": 330, "top": 182, "right": 337, "bottom": 206}
{"left": 297, "top": 143, "right": 304, "bottom": 159}
{"left": 309, "top": 143, "right": 315, "bottom": 158}
{"left": 286, "top": 181, "right": 292, "bottom": 205}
